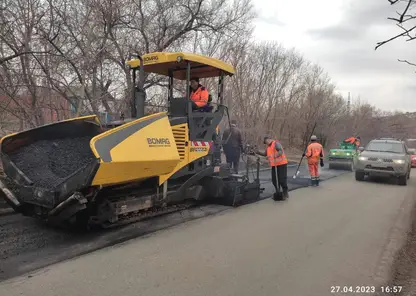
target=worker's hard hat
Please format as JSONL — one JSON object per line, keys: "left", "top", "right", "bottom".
{"left": 311, "top": 135, "right": 317, "bottom": 141}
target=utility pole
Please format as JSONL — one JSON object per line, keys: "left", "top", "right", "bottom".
{"left": 347, "top": 92, "right": 351, "bottom": 114}
{"left": 345, "top": 92, "right": 352, "bottom": 137}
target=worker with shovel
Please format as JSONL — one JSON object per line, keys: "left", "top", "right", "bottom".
{"left": 256, "top": 136, "right": 289, "bottom": 200}
{"left": 303, "top": 135, "right": 324, "bottom": 186}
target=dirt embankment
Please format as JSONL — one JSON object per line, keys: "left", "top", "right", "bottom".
{"left": 380, "top": 201, "right": 416, "bottom": 295}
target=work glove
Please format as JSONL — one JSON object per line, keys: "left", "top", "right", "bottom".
{"left": 302, "top": 153, "right": 306, "bottom": 157}
{"left": 320, "top": 158, "right": 324, "bottom": 167}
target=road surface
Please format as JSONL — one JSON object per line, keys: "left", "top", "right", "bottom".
{"left": 1, "top": 171, "right": 414, "bottom": 296}
{"left": 0, "top": 163, "right": 344, "bottom": 281}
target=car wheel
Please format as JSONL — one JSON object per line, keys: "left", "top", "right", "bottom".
{"left": 355, "top": 171, "right": 365, "bottom": 181}
{"left": 398, "top": 174, "right": 408, "bottom": 186}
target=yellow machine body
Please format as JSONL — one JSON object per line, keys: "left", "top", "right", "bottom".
{"left": 90, "top": 112, "right": 182, "bottom": 186}
{"left": 90, "top": 113, "right": 211, "bottom": 187}
{"left": 158, "top": 123, "right": 211, "bottom": 185}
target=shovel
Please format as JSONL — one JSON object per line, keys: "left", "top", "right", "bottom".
{"left": 273, "top": 165, "right": 283, "bottom": 200}
{"left": 273, "top": 151, "right": 285, "bottom": 200}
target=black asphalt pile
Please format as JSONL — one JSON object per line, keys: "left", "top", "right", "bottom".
{"left": 8, "top": 136, "right": 95, "bottom": 189}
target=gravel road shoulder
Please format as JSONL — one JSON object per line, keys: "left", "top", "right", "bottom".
{"left": 378, "top": 195, "right": 416, "bottom": 295}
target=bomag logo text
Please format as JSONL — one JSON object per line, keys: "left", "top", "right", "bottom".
{"left": 190, "top": 147, "right": 208, "bottom": 152}
{"left": 147, "top": 137, "right": 170, "bottom": 147}
{"left": 144, "top": 56, "right": 158, "bottom": 63}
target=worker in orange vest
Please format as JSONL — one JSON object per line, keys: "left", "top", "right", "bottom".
{"left": 256, "top": 136, "right": 289, "bottom": 200}
{"left": 303, "top": 135, "right": 324, "bottom": 186}
{"left": 344, "top": 136, "right": 361, "bottom": 148}
{"left": 189, "top": 77, "right": 209, "bottom": 110}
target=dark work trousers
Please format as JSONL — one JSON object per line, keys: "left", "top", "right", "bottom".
{"left": 271, "top": 164, "right": 288, "bottom": 192}
{"left": 224, "top": 148, "right": 240, "bottom": 173}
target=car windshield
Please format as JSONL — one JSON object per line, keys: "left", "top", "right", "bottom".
{"left": 366, "top": 142, "right": 404, "bottom": 154}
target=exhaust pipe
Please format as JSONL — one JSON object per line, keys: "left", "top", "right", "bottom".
{"left": 0, "top": 179, "right": 21, "bottom": 211}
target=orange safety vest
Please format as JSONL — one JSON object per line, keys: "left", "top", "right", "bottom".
{"left": 266, "top": 140, "right": 288, "bottom": 167}
{"left": 190, "top": 86, "right": 209, "bottom": 107}
{"left": 344, "top": 137, "right": 359, "bottom": 145}
{"left": 306, "top": 142, "right": 323, "bottom": 164}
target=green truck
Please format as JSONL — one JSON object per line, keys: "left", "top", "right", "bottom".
{"left": 328, "top": 142, "right": 358, "bottom": 171}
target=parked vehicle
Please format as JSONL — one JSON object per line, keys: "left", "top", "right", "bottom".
{"left": 411, "top": 154, "right": 416, "bottom": 168}
{"left": 354, "top": 138, "right": 414, "bottom": 186}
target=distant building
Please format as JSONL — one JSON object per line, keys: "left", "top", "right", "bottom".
{"left": 0, "top": 91, "right": 70, "bottom": 134}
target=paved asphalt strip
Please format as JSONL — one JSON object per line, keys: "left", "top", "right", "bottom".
{"left": 0, "top": 163, "right": 347, "bottom": 282}
{"left": 3, "top": 171, "right": 412, "bottom": 296}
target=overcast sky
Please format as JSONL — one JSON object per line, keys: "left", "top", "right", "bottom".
{"left": 253, "top": 0, "right": 416, "bottom": 112}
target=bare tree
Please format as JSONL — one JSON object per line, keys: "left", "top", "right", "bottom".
{"left": 220, "top": 41, "right": 351, "bottom": 151}
{"left": 0, "top": 0, "right": 255, "bottom": 129}
{"left": 0, "top": 0, "right": 51, "bottom": 127}
{"left": 1, "top": 0, "right": 415, "bottom": 148}
{"left": 375, "top": 0, "right": 416, "bottom": 67}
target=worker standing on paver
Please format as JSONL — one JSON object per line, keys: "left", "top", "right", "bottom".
{"left": 344, "top": 136, "right": 361, "bottom": 149}
{"left": 222, "top": 120, "right": 243, "bottom": 173}
{"left": 256, "top": 136, "right": 289, "bottom": 200}
{"left": 304, "top": 135, "right": 324, "bottom": 186}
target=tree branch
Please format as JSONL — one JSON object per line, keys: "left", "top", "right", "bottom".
{"left": 375, "top": 0, "right": 416, "bottom": 50}
{"left": 398, "top": 59, "right": 416, "bottom": 71}
{"left": 0, "top": 51, "right": 49, "bottom": 64}
{"left": 375, "top": 24, "right": 416, "bottom": 49}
